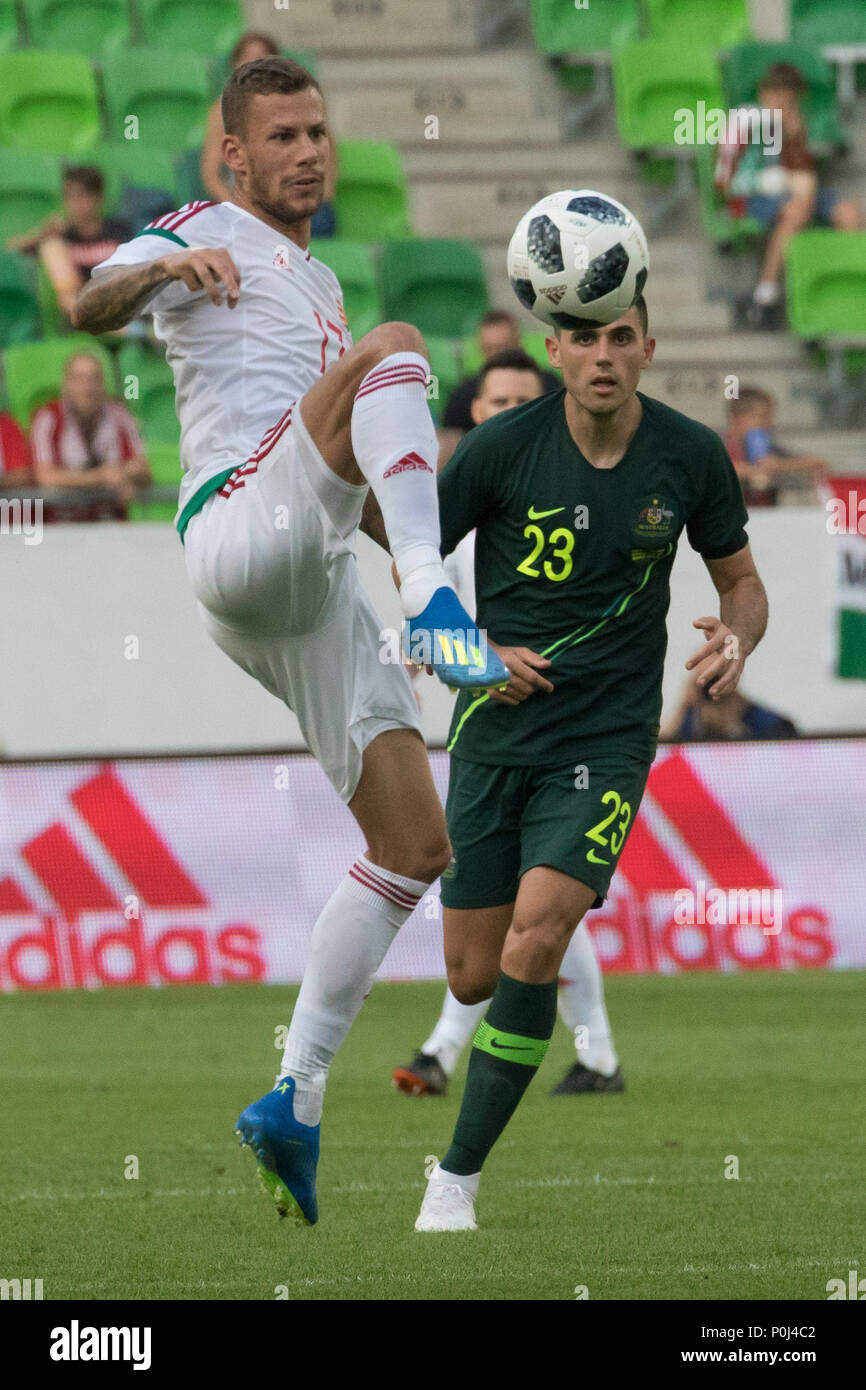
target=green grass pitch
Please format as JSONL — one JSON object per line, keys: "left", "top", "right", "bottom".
{"left": 3, "top": 971, "right": 864, "bottom": 1301}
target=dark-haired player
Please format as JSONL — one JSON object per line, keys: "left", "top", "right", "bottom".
{"left": 413, "top": 295, "right": 768, "bottom": 1229}
{"left": 393, "top": 349, "right": 627, "bottom": 1101}
{"left": 74, "top": 57, "right": 506, "bottom": 1228}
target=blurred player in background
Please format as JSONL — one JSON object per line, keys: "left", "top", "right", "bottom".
{"left": 412, "top": 296, "right": 768, "bottom": 1230}
{"left": 74, "top": 57, "right": 507, "bottom": 1228}
{"left": 394, "top": 348, "right": 625, "bottom": 1099}
{"left": 438, "top": 311, "right": 560, "bottom": 468}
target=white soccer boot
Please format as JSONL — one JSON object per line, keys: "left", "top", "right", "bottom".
{"left": 414, "top": 1163, "right": 479, "bottom": 1231}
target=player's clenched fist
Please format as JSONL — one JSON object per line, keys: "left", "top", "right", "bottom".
{"left": 158, "top": 247, "right": 242, "bottom": 308}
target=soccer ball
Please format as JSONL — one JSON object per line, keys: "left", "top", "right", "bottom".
{"left": 506, "top": 189, "right": 649, "bottom": 330}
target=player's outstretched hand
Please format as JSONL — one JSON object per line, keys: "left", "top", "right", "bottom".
{"left": 158, "top": 247, "right": 241, "bottom": 308}
{"left": 685, "top": 616, "right": 745, "bottom": 700}
{"left": 486, "top": 643, "right": 554, "bottom": 706}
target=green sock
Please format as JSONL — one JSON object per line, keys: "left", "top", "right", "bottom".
{"left": 441, "top": 971, "right": 558, "bottom": 1176}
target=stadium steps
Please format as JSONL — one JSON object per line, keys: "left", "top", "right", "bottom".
{"left": 321, "top": 50, "right": 560, "bottom": 148}
{"left": 649, "top": 334, "right": 823, "bottom": 429}
{"left": 649, "top": 367, "right": 823, "bottom": 431}
{"left": 480, "top": 235, "right": 713, "bottom": 321}
{"left": 245, "top": 0, "right": 481, "bottom": 55}
{"left": 783, "top": 431, "right": 866, "bottom": 473}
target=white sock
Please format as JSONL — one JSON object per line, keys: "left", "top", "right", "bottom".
{"left": 557, "top": 922, "right": 619, "bottom": 1077}
{"left": 279, "top": 854, "right": 429, "bottom": 1123}
{"left": 421, "top": 986, "right": 488, "bottom": 1077}
{"left": 350, "top": 351, "right": 447, "bottom": 616}
{"left": 432, "top": 1163, "right": 480, "bottom": 1196}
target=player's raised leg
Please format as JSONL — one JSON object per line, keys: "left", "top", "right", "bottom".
{"left": 237, "top": 727, "right": 450, "bottom": 1224}
{"left": 416, "top": 869, "right": 596, "bottom": 1231}
{"left": 298, "top": 321, "right": 508, "bottom": 690}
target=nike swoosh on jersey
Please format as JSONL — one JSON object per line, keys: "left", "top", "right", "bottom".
{"left": 527, "top": 505, "right": 565, "bottom": 520}
{"left": 586, "top": 848, "right": 610, "bottom": 865}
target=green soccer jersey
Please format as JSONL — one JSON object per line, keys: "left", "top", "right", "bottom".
{"left": 438, "top": 388, "right": 749, "bottom": 766}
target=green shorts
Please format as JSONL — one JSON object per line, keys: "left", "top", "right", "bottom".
{"left": 440, "top": 745, "right": 654, "bottom": 911}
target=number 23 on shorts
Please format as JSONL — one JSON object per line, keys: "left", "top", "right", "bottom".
{"left": 584, "top": 789, "right": 632, "bottom": 866}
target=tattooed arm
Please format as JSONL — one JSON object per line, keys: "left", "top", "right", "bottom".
{"left": 72, "top": 247, "right": 242, "bottom": 334}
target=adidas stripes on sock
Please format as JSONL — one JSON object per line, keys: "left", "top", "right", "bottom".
{"left": 349, "top": 351, "right": 446, "bottom": 617}
{"left": 280, "top": 854, "right": 429, "bottom": 1125}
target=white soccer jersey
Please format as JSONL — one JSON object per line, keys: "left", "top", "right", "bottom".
{"left": 91, "top": 200, "right": 353, "bottom": 517}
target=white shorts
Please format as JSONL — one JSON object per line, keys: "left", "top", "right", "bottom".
{"left": 182, "top": 403, "right": 422, "bottom": 802}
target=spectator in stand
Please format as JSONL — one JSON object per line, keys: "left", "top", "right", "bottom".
{"left": 715, "top": 63, "right": 863, "bottom": 314}
{"left": 201, "top": 33, "right": 337, "bottom": 237}
{"left": 725, "top": 386, "right": 827, "bottom": 507}
{"left": 0, "top": 412, "right": 33, "bottom": 491}
{"left": 30, "top": 354, "right": 151, "bottom": 523}
{"left": 7, "top": 167, "right": 131, "bottom": 326}
{"left": 439, "top": 309, "right": 561, "bottom": 467}
{"left": 662, "top": 677, "right": 798, "bottom": 741}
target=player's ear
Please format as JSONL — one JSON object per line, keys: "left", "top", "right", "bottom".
{"left": 546, "top": 333, "right": 560, "bottom": 369}
{"left": 469, "top": 395, "right": 483, "bottom": 425}
{"left": 222, "top": 131, "right": 246, "bottom": 176}
{"left": 641, "top": 334, "right": 656, "bottom": 368}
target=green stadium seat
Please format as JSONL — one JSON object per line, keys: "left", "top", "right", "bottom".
{"left": 334, "top": 140, "right": 411, "bottom": 243}
{"left": 380, "top": 239, "right": 488, "bottom": 339}
{"left": 136, "top": 0, "right": 243, "bottom": 57}
{"left": 695, "top": 144, "right": 763, "bottom": 250}
{"left": 0, "top": 51, "right": 101, "bottom": 155}
{"left": 459, "top": 337, "right": 482, "bottom": 377}
{"left": 722, "top": 43, "right": 845, "bottom": 151}
{"left": 117, "top": 341, "right": 179, "bottom": 443}
{"left": 522, "top": 332, "right": 559, "bottom": 375}
{"left": 0, "top": 0, "right": 21, "bottom": 51}
{"left": 35, "top": 259, "right": 63, "bottom": 338}
{"left": 424, "top": 336, "right": 460, "bottom": 424}
{"left": 0, "top": 148, "right": 62, "bottom": 245}
{"left": 613, "top": 39, "right": 724, "bottom": 150}
{"left": 530, "top": 0, "right": 640, "bottom": 56}
{"left": 92, "top": 142, "right": 178, "bottom": 228}
{"left": 645, "top": 0, "right": 750, "bottom": 47}
{"left": 3, "top": 334, "right": 116, "bottom": 425}
{"left": 128, "top": 440, "right": 181, "bottom": 521}
{"left": 791, "top": 0, "right": 866, "bottom": 46}
{"left": 101, "top": 49, "right": 211, "bottom": 153}
{"left": 173, "top": 146, "right": 209, "bottom": 210}
{"left": 785, "top": 230, "right": 866, "bottom": 338}
{"left": 0, "top": 253, "right": 41, "bottom": 348}
{"left": 308, "top": 239, "right": 380, "bottom": 339}
{"left": 21, "top": 0, "right": 131, "bottom": 54}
